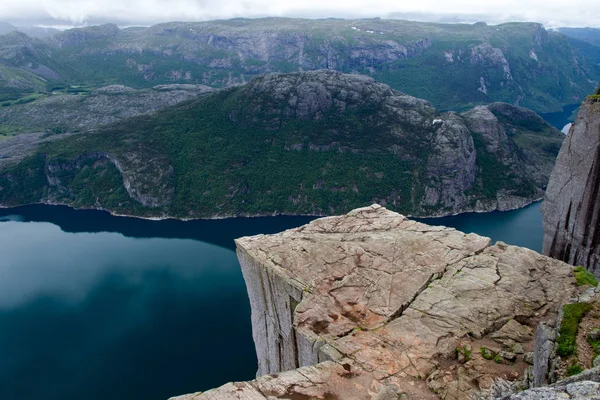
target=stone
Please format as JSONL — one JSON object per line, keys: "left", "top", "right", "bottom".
{"left": 589, "top": 328, "right": 600, "bottom": 342}
{"left": 533, "top": 322, "right": 557, "bottom": 388}
{"left": 188, "top": 206, "right": 578, "bottom": 400}
{"left": 492, "top": 320, "right": 535, "bottom": 347}
{"left": 501, "top": 351, "right": 517, "bottom": 362}
{"left": 524, "top": 352, "right": 535, "bottom": 365}
{"left": 593, "top": 356, "right": 600, "bottom": 368}
{"left": 513, "top": 344, "right": 525, "bottom": 354}
{"left": 543, "top": 99, "right": 600, "bottom": 274}
{"left": 502, "top": 380, "right": 600, "bottom": 399}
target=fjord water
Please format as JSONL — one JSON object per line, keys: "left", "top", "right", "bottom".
{"left": 0, "top": 202, "right": 542, "bottom": 400}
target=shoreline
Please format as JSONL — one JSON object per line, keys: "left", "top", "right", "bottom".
{"left": 0, "top": 196, "right": 544, "bottom": 223}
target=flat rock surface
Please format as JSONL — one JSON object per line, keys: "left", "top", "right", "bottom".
{"left": 190, "top": 205, "right": 578, "bottom": 400}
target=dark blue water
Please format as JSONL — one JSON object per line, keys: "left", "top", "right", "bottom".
{"left": 539, "top": 103, "right": 580, "bottom": 130}
{"left": 417, "top": 201, "right": 543, "bottom": 253}
{"left": 0, "top": 201, "right": 542, "bottom": 400}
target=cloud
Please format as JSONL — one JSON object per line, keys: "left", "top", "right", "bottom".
{"left": 0, "top": 0, "right": 597, "bottom": 28}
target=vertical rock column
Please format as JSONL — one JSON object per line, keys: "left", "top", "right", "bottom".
{"left": 542, "top": 99, "right": 600, "bottom": 274}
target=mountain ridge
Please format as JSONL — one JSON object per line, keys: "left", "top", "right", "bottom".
{"left": 0, "top": 18, "right": 597, "bottom": 113}
{"left": 0, "top": 70, "right": 565, "bottom": 219}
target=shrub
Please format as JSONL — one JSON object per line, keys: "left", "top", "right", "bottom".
{"left": 567, "top": 363, "right": 584, "bottom": 376}
{"left": 557, "top": 302, "right": 593, "bottom": 357}
{"left": 574, "top": 266, "right": 599, "bottom": 287}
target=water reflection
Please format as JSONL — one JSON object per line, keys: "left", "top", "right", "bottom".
{"left": 0, "top": 202, "right": 544, "bottom": 400}
{"left": 0, "top": 216, "right": 261, "bottom": 400}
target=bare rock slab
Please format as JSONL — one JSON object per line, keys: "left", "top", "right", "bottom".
{"left": 191, "top": 205, "right": 578, "bottom": 399}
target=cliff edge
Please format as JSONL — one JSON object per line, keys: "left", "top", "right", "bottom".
{"left": 178, "top": 205, "right": 580, "bottom": 399}
{"left": 542, "top": 98, "right": 600, "bottom": 274}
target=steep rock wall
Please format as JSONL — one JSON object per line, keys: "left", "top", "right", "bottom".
{"left": 542, "top": 99, "right": 600, "bottom": 274}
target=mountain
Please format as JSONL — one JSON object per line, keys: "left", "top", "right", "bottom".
{"left": 559, "top": 27, "right": 600, "bottom": 47}
{"left": 0, "top": 71, "right": 564, "bottom": 218}
{"left": 543, "top": 95, "right": 600, "bottom": 274}
{"left": 0, "top": 18, "right": 598, "bottom": 114}
{"left": 0, "top": 83, "right": 213, "bottom": 137}
{"left": 0, "top": 22, "right": 18, "bottom": 36}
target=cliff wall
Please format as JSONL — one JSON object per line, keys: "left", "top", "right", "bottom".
{"left": 543, "top": 99, "right": 600, "bottom": 274}
{"left": 176, "top": 205, "right": 580, "bottom": 400}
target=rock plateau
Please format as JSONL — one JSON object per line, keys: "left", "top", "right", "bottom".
{"left": 175, "top": 204, "right": 580, "bottom": 399}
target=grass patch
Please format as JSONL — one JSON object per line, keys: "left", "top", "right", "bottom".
{"left": 567, "top": 363, "right": 584, "bottom": 376}
{"left": 456, "top": 346, "right": 472, "bottom": 361}
{"left": 574, "top": 266, "right": 598, "bottom": 287}
{"left": 557, "top": 302, "right": 594, "bottom": 357}
{"left": 481, "top": 347, "right": 495, "bottom": 360}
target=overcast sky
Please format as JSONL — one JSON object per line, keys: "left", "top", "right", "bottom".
{"left": 0, "top": 0, "right": 597, "bottom": 29}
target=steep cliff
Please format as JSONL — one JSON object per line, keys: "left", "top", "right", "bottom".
{"left": 174, "top": 205, "right": 579, "bottom": 400}
{"left": 542, "top": 98, "right": 600, "bottom": 274}
{"left": 0, "top": 71, "right": 564, "bottom": 219}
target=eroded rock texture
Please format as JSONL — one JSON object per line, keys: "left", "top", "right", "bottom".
{"left": 177, "top": 205, "right": 578, "bottom": 400}
{"left": 543, "top": 99, "right": 600, "bottom": 274}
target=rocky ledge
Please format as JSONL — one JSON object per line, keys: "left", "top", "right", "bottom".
{"left": 175, "top": 205, "right": 582, "bottom": 400}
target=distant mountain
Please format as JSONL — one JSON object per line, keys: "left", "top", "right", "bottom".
{"left": 0, "top": 83, "right": 213, "bottom": 136}
{"left": 0, "top": 22, "right": 18, "bottom": 36}
{"left": 0, "top": 71, "right": 564, "bottom": 218}
{"left": 0, "top": 22, "right": 59, "bottom": 38}
{"left": 559, "top": 27, "right": 600, "bottom": 46}
{"left": 0, "top": 18, "right": 598, "bottom": 114}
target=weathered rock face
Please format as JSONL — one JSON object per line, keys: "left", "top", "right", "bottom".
{"left": 499, "top": 366, "right": 600, "bottom": 399}
{"left": 178, "top": 205, "right": 578, "bottom": 400}
{"left": 542, "top": 99, "right": 600, "bottom": 274}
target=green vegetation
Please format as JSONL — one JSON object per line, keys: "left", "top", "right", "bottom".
{"left": 574, "top": 266, "right": 599, "bottom": 287}
{"left": 481, "top": 347, "right": 495, "bottom": 360}
{"left": 557, "top": 302, "right": 593, "bottom": 357}
{"left": 0, "top": 18, "right": 598, "bottom": 114}
{"left": 456, "top": 346, "right": 472, "bottom": 361}
{"left": 0, "top": 72, "right": 565, "bottom": 218}
{"left": 587, "top": 329, "right": 600, "bottom": 362}
{"left": 567, "top": 363, "right": 584, "bottom": 376}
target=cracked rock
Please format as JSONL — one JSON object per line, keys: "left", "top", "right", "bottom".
{"left": 186, "top": 205, "right": 578, "bottom": 400}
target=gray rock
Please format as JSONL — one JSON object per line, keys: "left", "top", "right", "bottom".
{"left": 513, "top": 344, "right": 525, "bottom": 354}
{"left": 501, "top": 351, "right": 517, "bottom": 361}
{"left": 0, "top": 84, "right": 213, "bottom": 134}
{"left": 534, "top": 322, "right": 557, "bottom": 387}
{"left": 525, "top": 352, "right": 535, "bottom": 365}
{"left": 594, "top": 355, "right": 600, "bottom": 368}
{"left": 542, "top": 99, "right": 600, "bottom": 274}
{"left": 589, "top": 328, "right": 600, "bottom": 342}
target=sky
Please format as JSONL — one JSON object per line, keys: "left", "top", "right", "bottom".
{"left": 0, "top": 0, "right": 597, "bottom": 29}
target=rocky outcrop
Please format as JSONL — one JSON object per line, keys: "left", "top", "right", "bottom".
{"left": 176, "top": 205, "right": 579, "bottom": 400}
{"left": 533, "top": 322, "right": 556, "bottom": 387}
{"left": 0, "top": 83, "right": 213, "bottom": 135}
{"left": 499, "top": 366, "right": 600, "bottom": 399}
{"left": 542, "top": 99, "right": 600, "bottom": 275}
